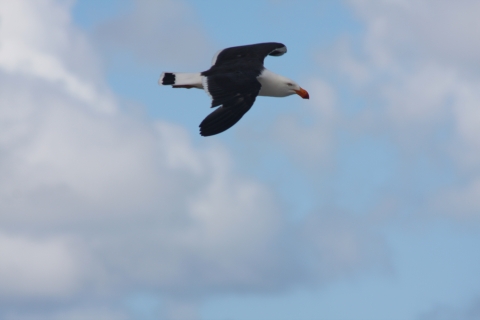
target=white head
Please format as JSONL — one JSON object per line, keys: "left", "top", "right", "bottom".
{"left": 258, "top": 69, "right": 309, "bottom": 99}
{"left": 282, "top": 78, "right": 309, "bottom": 99}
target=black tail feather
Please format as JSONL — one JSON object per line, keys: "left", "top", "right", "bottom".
{"left": 162, "top": 73, "right": 175, "bottom": 85}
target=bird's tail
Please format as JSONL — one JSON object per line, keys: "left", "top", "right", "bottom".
{"left": 158, "top": 72, "right": 203, "bottom": 89}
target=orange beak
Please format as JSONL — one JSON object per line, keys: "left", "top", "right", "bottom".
{"left": 295, "top": 87, "right": 309, "bottom": 99}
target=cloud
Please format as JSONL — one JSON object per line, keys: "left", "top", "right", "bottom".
{"left": 300, "top": 211, "right": 389, "bottom": 282}
{"left": 350, "top": 0, "right": 480, "bottom": 73}
{"left": 0, "top": 0, "right": 115, "bottom": 112}
{"left": 419, "top": 297, "right": 480, "bottom": 320}
{"left": 0, "top": 0, "right": 282, "bottom": 314}
{"left": 4, "top": 308, "right": 129, "bottom": 320}
{"left": 304, "top": 0, "right": 480, "bottom": 220}
{"left": 272, "top": 78, "right": 338, "bottom": 168}
{"left": 0, "top": 0, "right": 388, "bottom": 318}
{"left": 431, "top": 178, "right": 480, "bottom": 220}
{"left": 0, "top": 0, "right": 404, "bottom": 319}
{"left": 344, "top": 0, "right": 480, "bottom": 152}
{"left": 94, "top": 0, "right": 213, "bottom": 68}
{"left": 0, "top": 233, "right": 85, "bottom": 299}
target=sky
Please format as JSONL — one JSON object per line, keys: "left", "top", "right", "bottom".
{"left": 0, "top": 0, "right": 480, "bottom": 319}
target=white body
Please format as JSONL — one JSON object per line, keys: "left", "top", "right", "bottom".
{"left": 159, "top": 69, "right": 298, "bottom": 98}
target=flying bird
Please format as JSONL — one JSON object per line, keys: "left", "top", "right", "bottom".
{"left": 159, "top": 42, "right": 309, "bottom": 136}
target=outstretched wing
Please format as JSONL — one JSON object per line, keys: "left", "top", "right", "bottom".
{"left": 199, "top": 71, "right": 261, "bottom": 136}
{"left": 199, "top": 96, "right": 257, "bottom": 136}
{"left": 210, "top": 42, "right": 287, "bottom": 67}
{"left": 199, "top": 43, "right": 286, "bottom": 136}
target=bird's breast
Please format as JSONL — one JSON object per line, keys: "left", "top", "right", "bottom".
{"left": 257, "top": 69, "right": 291, "bottom": 97}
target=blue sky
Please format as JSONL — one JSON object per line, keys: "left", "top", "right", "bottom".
{"left": 1, "top": 0, "right": 480, "bottom": 319}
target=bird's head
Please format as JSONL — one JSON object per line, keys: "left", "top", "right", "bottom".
{"left": 284, "top": 80, "right": 309, "bottom": 99}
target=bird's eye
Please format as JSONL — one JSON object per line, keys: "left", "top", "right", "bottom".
{"left": 287, "top": 83, "right": 293, "bottom": 86}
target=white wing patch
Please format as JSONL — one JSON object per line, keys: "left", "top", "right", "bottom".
{"left": 211, "top": 49, "right": 223, "bottom": 66}
{"left": 202, "top": 76, "right": 213, "bottom": 100}
{"left": 269, "top": 46, "right": 287, "bottom": 56}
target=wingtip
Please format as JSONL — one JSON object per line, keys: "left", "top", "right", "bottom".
{"left": 269, "top": 45, "right": 287, "bottom": 56}
{"left": 199, "top": 123, "right": 218, "bottom": 137}
{"left": 199, "top": 129, "right": 214, "bottom": 137}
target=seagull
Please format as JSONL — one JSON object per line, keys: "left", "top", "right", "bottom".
{"left": 158, "top": 42, "right": 309, "bottom": 136}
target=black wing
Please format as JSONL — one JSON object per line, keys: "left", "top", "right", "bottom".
{"left": 198, "top": 43, "right": 286, "bottom": 136}
{"left": 199, "top": 71, "right": 261, "bottom": 136}
{"left": 211, "top": 42, "right": 287, "bottom": 68}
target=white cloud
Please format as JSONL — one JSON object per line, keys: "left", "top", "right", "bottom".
{"left": 95, "top": 0, "right": 213, "bottom": 68}
{"left": 0, "top": 0, "right": 115, "bottom": 112}
{"left": 161, "top": 298, "right": 200, "bottom": 320}
{"left": 0, "top": 0, "right": 389, "bottom": 318}
{"left": 431, "top": 179, "right": 480, "bottom": 220}
{"left": 272, "top": 78, "right": 338, "bottom": 168}
{"left": 311, "top": 0, "right": 480, "bottom": 220}
{"left": 420, "top": 297, "right": 480, "bottom": 320}
{"left": 0, "top": 233, "right": 85, "bottom": 298}
{"left": 345, "top": 0, "right": 480, "bottom": 148}
{"left": 351, "top": 0, "right": 480, "bottom": 72}
{"left": 300, "top": 211, "right": 389, "bottom": 282}
{"left": 5, "top": 308, "right": 129, "bottom": 320}
{"left": 0, "top": 0, "right": 284, "bottom": 310}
